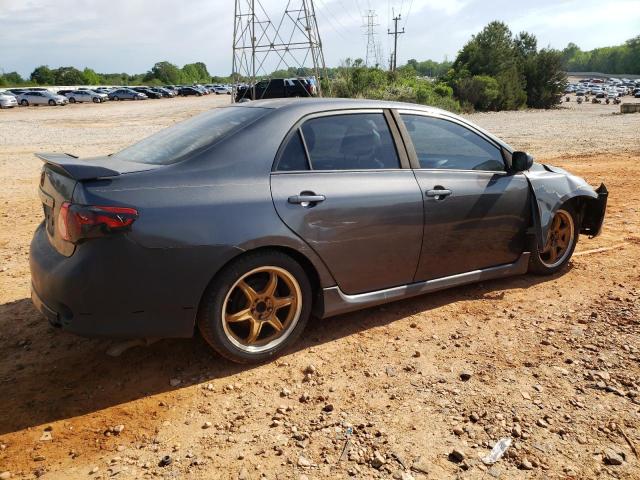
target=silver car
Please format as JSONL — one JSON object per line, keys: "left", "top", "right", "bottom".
{"left": 17, "top": 91, "right": 68, "bottom": 106}
{"left": 65, "top": 90, "right": 108, "bottom": 103}
{"left": 0, "top": 92, "right": 18, "bottom": 108}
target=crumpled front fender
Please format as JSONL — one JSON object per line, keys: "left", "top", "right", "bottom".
{"left": 524, "top": 163, "right": 605, "bottom": 249}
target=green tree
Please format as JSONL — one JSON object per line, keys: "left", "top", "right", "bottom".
{"left": 524, "top": 48, "right": 567, "bottom": 108}
{"left": 53, "top": 67, "right": 85, "bottom": 85}
{"left": 147, "top": 61, "right": 184, "bottom": 85}
{"left": 30, "top": 65, "right": 55, "bottom": 84}
{"left": 0, "top": 71, "right": 25, "bottom": 86}
{"left": 82, "top": 68, "right": 102, "bottom": 85}
{"left": 182, "top": 62, "right": 211, "bottom": 83}
{"left": 454, "top": 21, "right": 517, "bottom": 77}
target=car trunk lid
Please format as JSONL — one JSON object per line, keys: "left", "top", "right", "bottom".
{"left": 37, "top": 153, "right": 157, "bottom": 256}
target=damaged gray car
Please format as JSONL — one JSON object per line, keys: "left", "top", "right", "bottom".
{"left": 30, "top": 99, "right": 607, "bottom": 363}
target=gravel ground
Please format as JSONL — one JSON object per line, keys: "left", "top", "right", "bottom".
{"left": 0, "top": 96, "right": 639, "bottom": 480}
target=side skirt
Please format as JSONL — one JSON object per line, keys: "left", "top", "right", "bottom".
{"left": 319, "top": 253, "right": 530, "bottom": 318}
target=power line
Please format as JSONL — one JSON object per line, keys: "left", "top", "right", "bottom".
{"left": 402, "top": 0, "right": 415, "bottom": 30}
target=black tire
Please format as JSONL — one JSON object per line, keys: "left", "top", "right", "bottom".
{"left": 21, "top": 99, "right": 29, "bottom": 106}
{"left": 113, "top": 96, "right": 119, "bottom": 101}
{"left": 92, "top": 97, "right": 100, "bottom": 103}
{"left": 198, "top": 251, "right": 312, "bottom": 364}
{"left": 528, "top": 204, "right": 579, "bottom": 275}
{"left": 69, "top": 97, "right": 76, "bottom": 103}
{"left": 48, "top": 99, "right": 56, "bottom": 106}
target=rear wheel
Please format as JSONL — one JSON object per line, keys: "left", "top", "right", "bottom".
{"left": 198, "top": 251, "right": 312, "bottom": 364}
{"left": 21, "top": 99, "right": 29, "bottom": 106}
{"left": 113, "top": 96, "right": 119, "bottom": 101}
{"left": 529, "top": 206, "right": 579, "bottom": 275}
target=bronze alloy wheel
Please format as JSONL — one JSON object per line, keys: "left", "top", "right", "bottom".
{"left": 221, "top": 266, "right": 302, "bottom": 353}
{"left": 540, "top": 209, "right": 575, "bottom": 268}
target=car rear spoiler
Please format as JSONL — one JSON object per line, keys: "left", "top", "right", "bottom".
{"left": 36, "top": 153, "right": 120, "bottom": 181}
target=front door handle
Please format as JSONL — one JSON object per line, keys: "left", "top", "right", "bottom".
{"left": 426, "top": 188, "right": 452, "bottom": 199}
{"left": 288, "top": 193, "right": 326, "bottom": 205}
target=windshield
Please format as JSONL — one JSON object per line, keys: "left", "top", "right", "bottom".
{"left": 112, "top": 106, "right": 270, "bottom": 165}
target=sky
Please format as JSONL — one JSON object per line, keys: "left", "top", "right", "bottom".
{"left": 1, "top": 0, "right": 639, "bottom": 78}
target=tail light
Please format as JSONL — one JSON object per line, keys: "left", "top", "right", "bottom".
{"left": 58, "top": 202, "right": 138, "bottom": 244}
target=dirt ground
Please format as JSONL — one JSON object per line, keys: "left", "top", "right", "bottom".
{"left": 0, "top": 96, "right": 639, "bottom": 480}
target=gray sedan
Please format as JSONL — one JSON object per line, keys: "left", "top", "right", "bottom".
{"left": 17, "top": 91, "right": 68, "bottom": 106}
{"left": 65, "top": 90, "right": 108, "bottom": 103}
{"left": 108, "top": 88, "right": 147, "bottom": 101}
{"left": 29, "top": 99, "right": 607, "bottom": 364}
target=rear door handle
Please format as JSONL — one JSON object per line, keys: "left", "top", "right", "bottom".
{"left": 426, "top": 189, "right": 452, "bottom": 199}
{"left": 288, "top": 194, "right": 326, "bottom": 205}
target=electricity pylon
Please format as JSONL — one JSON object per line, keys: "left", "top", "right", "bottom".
{"left": 363, "top": 9, "right": 380, "bottom": 68}
{"left": 232, "top": 0, "right": 328, "bottom": 100}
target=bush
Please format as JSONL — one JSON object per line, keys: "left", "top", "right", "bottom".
{"left": 455, "top": 75, "right": 499, "bottom": 110}
{"left": 328, "top": 63, "right": 460, "bottom": 113}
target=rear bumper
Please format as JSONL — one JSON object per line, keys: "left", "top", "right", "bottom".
{"left": 29, "top": 222, "right": 238, "bottom": 339}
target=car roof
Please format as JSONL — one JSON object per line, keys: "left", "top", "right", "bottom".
{"left": 236, "top": 98, "right": 512, "bottom": 152}
{"left": 240, "top": 97, "right": 447, "bottom": 114}
{"left": 239, "top": 97, "right": 467, "bottom": 123}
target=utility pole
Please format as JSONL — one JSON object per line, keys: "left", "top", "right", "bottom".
{"left": 232, "top": 0, "right": 328, "bottom": 101}
{"left": 387, "top": 13, "right": 404, "bottom": 72}
{"left": 363, "top": 10, "right": 379, "bottom": 68}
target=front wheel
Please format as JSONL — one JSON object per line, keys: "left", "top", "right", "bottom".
{"left": 69, "top": 97, "right": 76, "bottom": 104}
{"left": 529, "top": 206, "right": 579, "bottom": 275}
{"left": 112, "top": 96, "right": 119, "bottom": 101}
{"left": 198, "top": 251, "right": 312, "bottom": 364}
{"left": 92, "top": 97, "right": 100, "bottom": 103}
{"left": 21, "top": 99, "right": 29, "bottom": 106}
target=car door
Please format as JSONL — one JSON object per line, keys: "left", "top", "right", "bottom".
{"left": 270, "top": 110, "right": 424, "bottom": 295}
{"left": 396, "top": 111, "right": 531, "bottom": 281}
{"left": 32, "top": 92, "right": 45, "bottom": 105}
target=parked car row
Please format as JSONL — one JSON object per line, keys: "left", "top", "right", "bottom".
{"left": 565, "top": 77, "right": 640, "bottom": 99}
{"left": 0, "top": 83, "right": 233, "bottom": 108}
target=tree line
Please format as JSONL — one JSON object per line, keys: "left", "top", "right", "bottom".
{"left": 0, "top": 61, "right": 213, "bottom": 87}
{"left": 561, "top": 36, "right": 640, "bottom": 75}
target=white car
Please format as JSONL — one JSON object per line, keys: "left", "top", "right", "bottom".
{"left": 17, "top": 91, "right": 68, "bottom": 106}
{"left": 0, "top": 92, "right": 18, "bottom": 108}
{"left": 212, "top": 85, "right": 231, "bottom": 95}
{"left": 65, "top": 90, "right": 108, "bottom": 103}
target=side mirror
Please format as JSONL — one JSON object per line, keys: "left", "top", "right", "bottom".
{"left": 511, "top": 151, "right": 534, "bottom": 172}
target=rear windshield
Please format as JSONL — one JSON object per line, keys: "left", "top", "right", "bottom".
{"left": 113, "top": 106, "right": 269, "bottom": 165}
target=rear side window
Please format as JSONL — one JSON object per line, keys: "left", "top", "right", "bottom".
{"left": 113, "top": 107, "right": 270, "bottom": 165}
{"left": 401, "top": 115, "right": 504, "bottom": 171}
{"left": 300, "top": 113, "right": 400, "bottom": 170}
{"left": 276, "top": 130, "right": 309, "bottom": 171}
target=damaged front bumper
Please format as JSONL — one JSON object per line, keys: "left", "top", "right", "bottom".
{"left": 581, "top": 183, "right": 608, "bottom": 238}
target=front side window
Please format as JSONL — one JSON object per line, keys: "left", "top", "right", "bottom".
{"left": 401, "top": 114, "right": 505, "bottom": 171}
{"left": 300, "top": 113, "right": 399, "bottom": 170}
